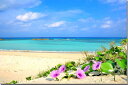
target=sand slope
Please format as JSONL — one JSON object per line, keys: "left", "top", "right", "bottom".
{"left": 0, "top": 51, "right": 83, "bottom": 83}
{"left": 0, "top": 51, "right": 127, "bottom": 84}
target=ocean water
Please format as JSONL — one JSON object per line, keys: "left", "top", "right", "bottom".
{"left": 0, "top": 38, "right": 124, "bottom": 52}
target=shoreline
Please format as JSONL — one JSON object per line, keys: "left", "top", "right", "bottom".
{"left": 0, "top": 49, "right": 96, "bottom": 53}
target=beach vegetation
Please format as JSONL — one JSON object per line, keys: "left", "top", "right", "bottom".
{"left": 120, "top": 39, "right": 128, "bottom": 45}
{"left": 26, "top": 76, "right": 32, "bottom": 81}
{"left": 25, "top": 39, "right": 127, "bottom": 81}
{"left": 36, "top": 70, "right": 50, "bottom": 78}
{"left": 6, "top": 80, "right": 18, "bottom": 84}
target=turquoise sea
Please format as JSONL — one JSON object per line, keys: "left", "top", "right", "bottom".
{"left": 0, "top": 37, "right": 125, "bottom": 52}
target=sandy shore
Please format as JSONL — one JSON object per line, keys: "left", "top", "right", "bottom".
{"left": 0, "top": 51, "right": 84, "bottom": 83}
{"left": 0, "top": 51, "right": 127, "bottom": 84}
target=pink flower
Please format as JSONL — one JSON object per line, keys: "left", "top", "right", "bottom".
{"left": 83, "top": 65, "right": 90, "bottom": 72}
{"left": 58, "top": 65, "right": 66, "bottom": 73}
{"left": 92, "top": 61, "right": 101, "bottom": 70}
{"left": 76, "top": 69, "right": 86, "bottom": 79}
{"left": 50, "top": 70, "right": 60, "bottom": 78}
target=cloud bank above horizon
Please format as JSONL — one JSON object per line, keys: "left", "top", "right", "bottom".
{"left": 0, "top": 0, "right": 126, "bottom": 37}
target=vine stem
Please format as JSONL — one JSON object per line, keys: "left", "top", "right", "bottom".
{"left": 112, "top": 72, "right": 116, "bottom": 81}
{"left": 114, "top": 74, "right": 115, "bottom": 81}
{"left": 99, "top": 69, "right": 103, "bottom": 82}
{"left": 55, "top": 78, "right": 59, "bottom": 81}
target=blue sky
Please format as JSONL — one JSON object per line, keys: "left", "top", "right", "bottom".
{"left": 0, "top": 0, "right": 126, "bottom": 37}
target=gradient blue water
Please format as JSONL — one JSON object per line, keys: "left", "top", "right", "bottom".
{"left": 0, "top": 38, "right": 123, "bottom": 51}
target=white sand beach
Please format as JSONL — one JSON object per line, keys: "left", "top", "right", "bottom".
{"left": 0, "top": 51, "right": 127, "bottom": 84}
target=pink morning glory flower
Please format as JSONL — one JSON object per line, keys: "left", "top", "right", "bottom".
{"left": 83, "top": 65, "right": 90, "bottom": 72}
{"left": 50, "top": 70, "right": 60, "bottom": 78}
{"left": 76, "top": 69, "right": 86, "bottom": 79}
{"left": 58, "top": 65, "right": 66, "bottom": 73}
{"left": 92, "top": 61, "right": 102, "bottom": 70}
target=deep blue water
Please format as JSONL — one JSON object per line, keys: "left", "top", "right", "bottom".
{"left": 0, "top": 37, "right": 125, "bottom": 51}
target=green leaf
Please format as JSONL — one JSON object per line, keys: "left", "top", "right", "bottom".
{"left": 115, "top": 47, "right": 121, "bottom": 52}
{"left": 97, "top": 51, "right": 104, "bottom": 56}
{"left": 119, "top": 52, "right": 127, "bottom": 58}
{"left": 56, "top": 78, "right": 59, "bottom": 81}
{"left": 115, "top": 59, "right": 127, "bottom": 69}
{"left": 81, "top": 63, "right": 91, "bottom": 70}
{"left": 50, "top": 67, "right": 57, "bottom": 71}
{"left": 106, "top": 60, "right": 115, "bottom": 67}
{"left": 70, "top": 61, "right": 75, "bottom": 65}
{"left": 41, "top": 70, "right": 50, "bottom": 77}
{"left": 94, "top": 56, "right": 102, "bottom": 61}
{"left": 26, "top": 76, "right": 32, "bottom": 80}
{"left": 109, "top": 54, "right": 113, "bottom": 57}
{"left": 66, "top": 63, "right": 73, "bottom": 68}
{"left": 62, "top": 75, "right": 68, "bottom": 79}
{"left": 56, "top": 64, "right": 62, "bottom": 68}
{"left": 71, "top": 66, "right": 77, "bottom": 71}
{"left": 6, "top": 80, "right": 18, "bottom": 84}
{"left": 85, "top": 71, "right": 89, "bottom": 75}
{"left": 101, "top": 62, "right": 114, "bottom": 73}
{"left": 120, "top": 39, "right": 128, "bottom": 45}
{"left": 81, "top": 64, "right": 88, "bottom": 70}
{"left": 68, "top": 74, "right": 76, "bottom": 78}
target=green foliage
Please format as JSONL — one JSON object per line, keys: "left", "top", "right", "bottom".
{"left": 81, "top": 62, "right": 93, "bottom": 72}
{"left": 115, "top": 59, "right": 127, "bottom": 69}
{"left": 50, "top": 67, "right": 57, "bottom": 72}
{"left": 42, "top": 70, "right": 50, "bottom": 77}
{"left": 84, "top": 39, "right": 127, "bottom": 75}
{"left": 94, "top": 56, "right": 102, "bottom": 61}
{"left": 101, "top": 62, "right": 114, "bottom": 73}
{"left": 65, "top": 61, "right": 76, "bottom": 71}
{"left": 119, "top": 52, "right": 127, "bottom": 58}
{"left": 86, "top": 55, "right": 95, "bottom": 61}
{"left": 81, "top": 63, "right": 91, "bottom": 70}
{"left": 62, "top": 74, "right": 76, "bottom": 80}
{"left": 70, "top": 66, "right": 77, "bottom": 71}
{"left": 106, "top": 60, "right": 115, "bottom": 67}
{"left": 56, "top": 64, "right": 62, "bottom": 68}
{"left": 36, "top": 70, "right": 50, "bottom": 78}
{"left": 62, "top": 75, "right": 68, "bottom": 80}
{"left": 55, "top": 78, "right": 59, "bottom": 81}
{"left": 6, "top": 80, "right": 18, "bottom": 84}
{"left": 36, "top": 64, "right": 62, "bottom": 78}
{"left": 37, "top": 72, "right": 44, "bottom": 78}
{"left": 120, "top": 39, "right": 128, "bottom": 45}
{"left": 26, "top": 39, "right": 127, "bottom": 81}
{"left": 97, "top": 51, "right": 104, "bottom": 56}
{"left": 26, "top": 76, "right": 32, "bottom": 81}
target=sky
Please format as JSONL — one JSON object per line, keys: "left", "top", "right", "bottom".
{"left": 0, "top": 0, "right": 126, "bottom": 37}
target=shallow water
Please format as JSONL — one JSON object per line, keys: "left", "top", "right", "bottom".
{"left": 0, "top": 39, "right": 122, "bottom": 51}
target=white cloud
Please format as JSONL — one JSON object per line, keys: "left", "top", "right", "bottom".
{"left": 101, "top": 24, "right": 111, "bottom": 28}
{"left": 101, "top": 20, "right": 112, "bottom": 28}
{"left": 78, "top": 17, "right": 95, "bottom": 23}
{"left": 101, "top": 0, "right": 126, "bottom": 4}
{"left": 100, "top": 0, "right": 126, "bottom": 11}
{"left": 47, "top": 21, "right": 65, "bottom": 28}
{"left": 0, "top": 0, "right": 42, "bottom": 11}
{"left": 78, "top": 17, "right": 114, "bottom": 29}
{"left": 16, "top": 12, "right": 45, "bottom": 22}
